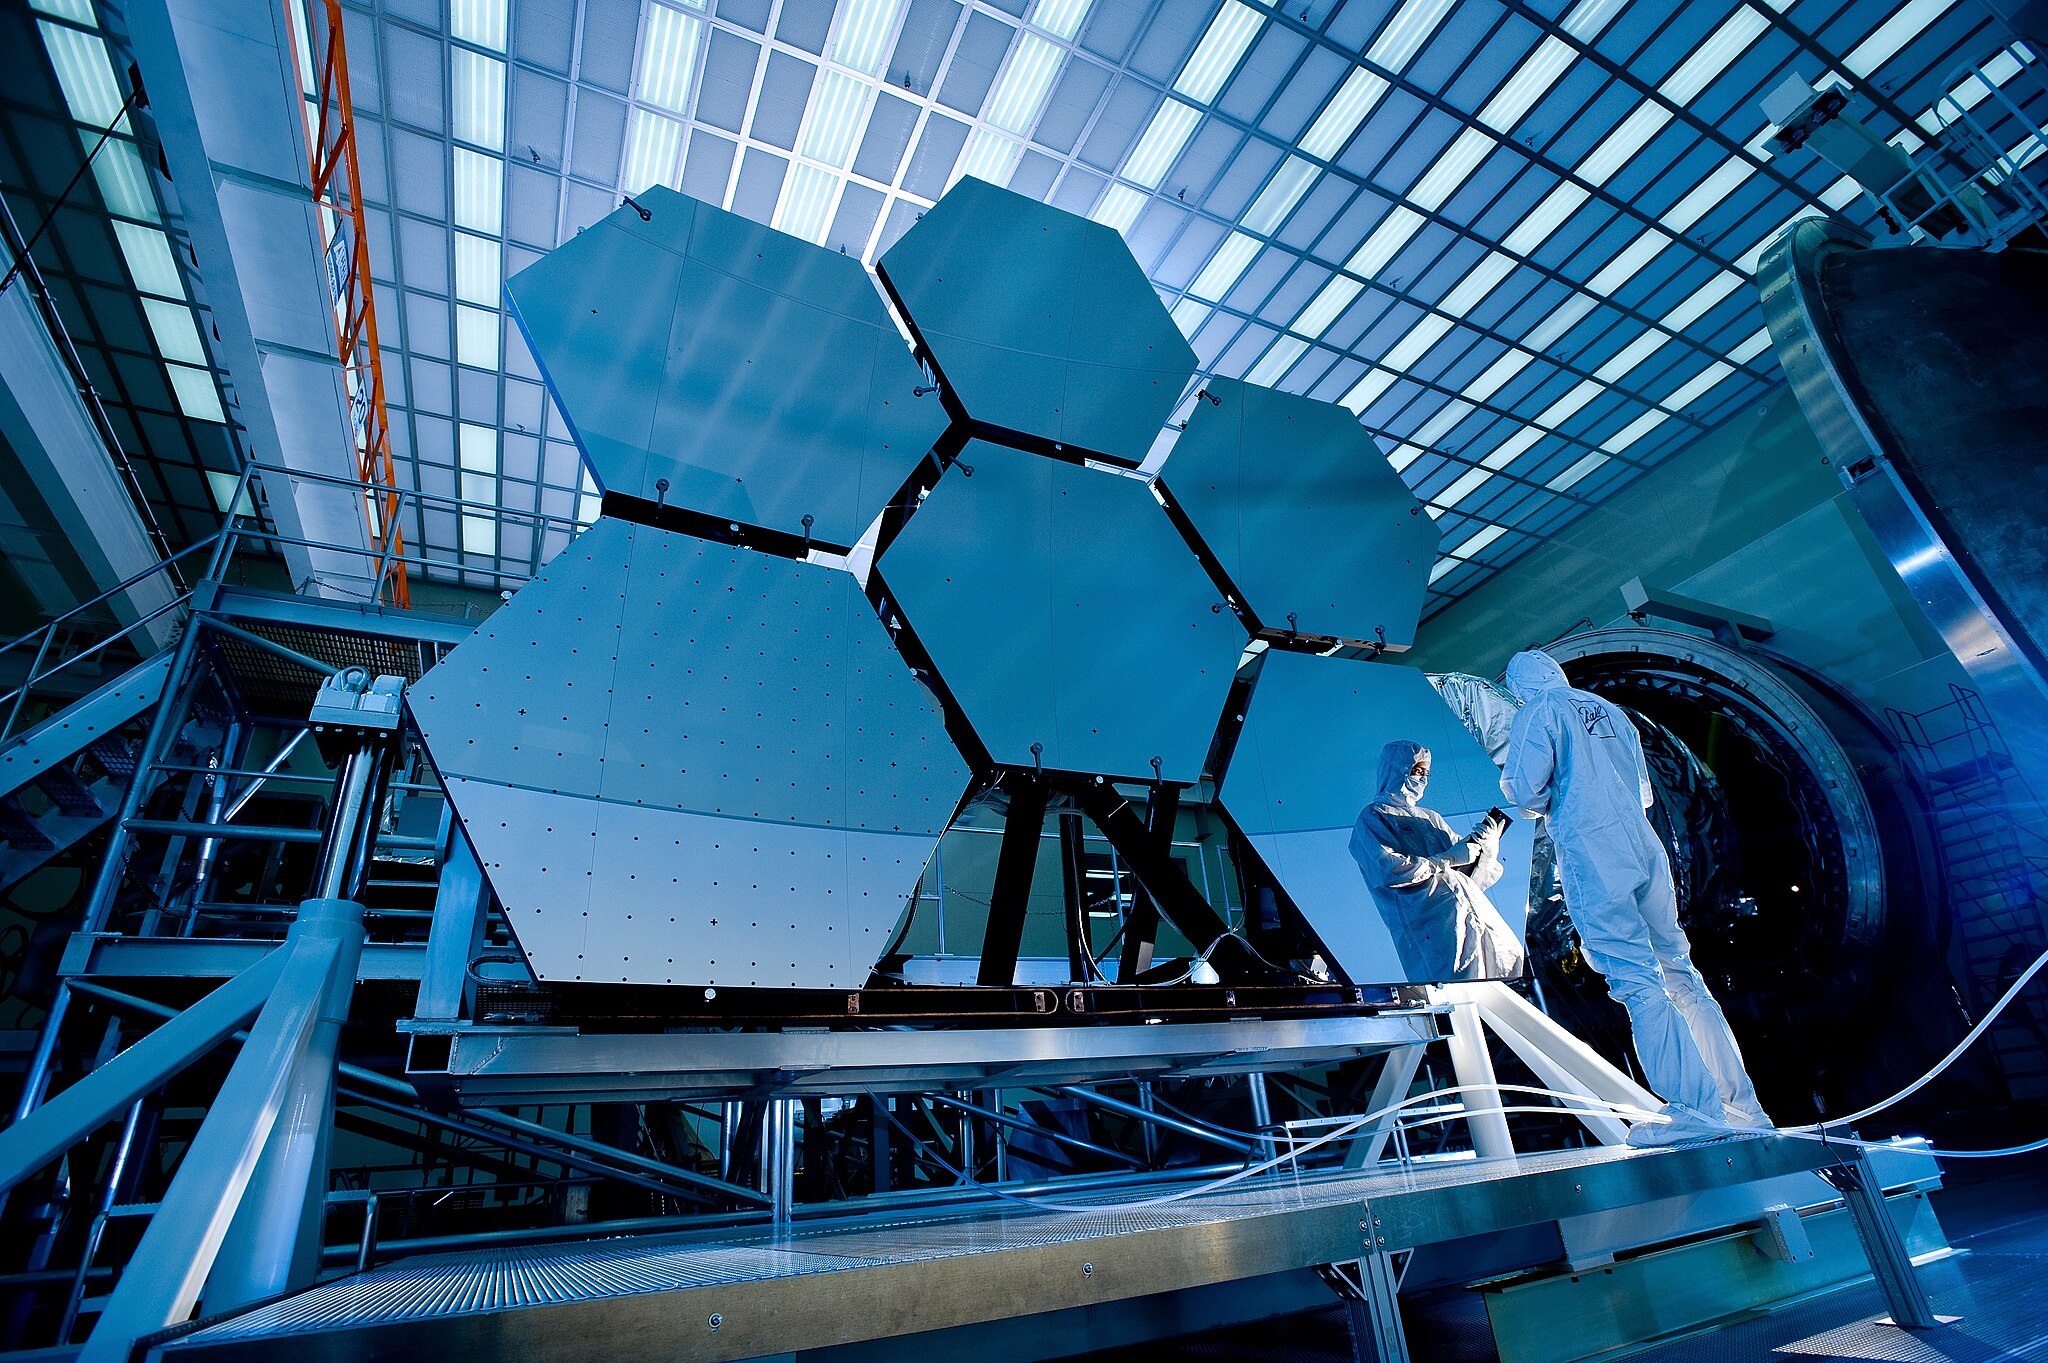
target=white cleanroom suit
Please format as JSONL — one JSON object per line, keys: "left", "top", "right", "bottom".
{"left": 1499, "top": 651, "right": 1770, "bottom": 1139}
{"left": 1428, "top": 672, "right": 1521, "bottom": 765}
{"left": 1351, "top": 741, "right": 1525, "bottom": 983}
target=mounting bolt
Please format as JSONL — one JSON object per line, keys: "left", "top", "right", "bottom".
{"left": 1082, "top": 1263, "right": 1093, "bottom": 1276}
{"left": 708, "top": 1313, "right": 723, "bottom": 1331}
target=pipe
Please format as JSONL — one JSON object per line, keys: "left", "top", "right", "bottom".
{"left": 221, "top": 729, "right": 315, "bottom": 821}
{"left": 200, "top": 618, "right": 335, "bottom": 678}
{"left": 82, "top": 619, "right": 204, "bottom": 934}
{"left": 922, "top": 1094, "right": 1144, "bottom": 1169}
{"left": 1048, "top": 1084, "right": 1260, "bottom": 1156}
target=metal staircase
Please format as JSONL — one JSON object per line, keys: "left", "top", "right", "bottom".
{"left": 1889, "top": 685, "right": 2048, "bottom": 1101}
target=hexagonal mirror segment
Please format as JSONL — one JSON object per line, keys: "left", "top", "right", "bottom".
{"left": 877, "top": 178, "right": 1196, "bottom": 466}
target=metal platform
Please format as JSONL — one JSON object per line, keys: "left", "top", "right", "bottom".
{"left": 151, "top": 1136, "right": 1880, "bottom": 1363}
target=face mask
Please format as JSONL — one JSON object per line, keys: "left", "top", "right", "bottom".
{"left": 1400, "top": 770, "right": 1429, "bottom": 804}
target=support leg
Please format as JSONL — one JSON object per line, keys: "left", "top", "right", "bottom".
{"left": 1345, "top": 1045, "right": 1426, "bottom": 1169}
{"left": 1345, "top": 1246, "right": 1410, "bottom": 1363}
{"left": 1444, "top": 1001, "right": 1514, "bottom": 1159}
{"left": 1825, "top": 1152, "right": 1937, "bottom": 1329}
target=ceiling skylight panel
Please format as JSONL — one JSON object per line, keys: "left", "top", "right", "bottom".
{"left": 1435, "top": 524, "right": 1506, "bottom": 577}
{"left": 1093, "top": 183, "right": 1148, "bottom": 232}
{"left": 776, "top": 163, "right": 841, "bottom": 242}
{"left": 1123, "top": 100, "right": 1201, "bottom": 189}
{"left": 1170, "top": 296, "right": 1209, "bottom": 337}
{"left": 1407, "top": 126, "right": 1493, "bottom": 211}
{"left": 451, "top": 0, "right": 508, "bottom": 50}
{"left": 1189, "top": 231, "right": 1261, "bottom": 300}
{"left": 29, "top": 0, "right": 96, "bottom": 24}
{"left": 1584, "top": 230, "right": 1671, "bottom": 296}
{"left": 955, "top": 131, "right": 1022, "bottom": 185}
{"left": 1520, "top": 294, "right": 1594, "bottom": 350}
{"left": 1500, "top": 182, "right": 1591, "bottom": 254}
{"left": 834, "top": 0, "right": 905, "bottom": 75}
{"left": 1660, "top": 6, "right": 1769, "bottom": 105}
{"left": 166, "top": 366, "right": 225, "bottom": 423}
{"left": 1380, "top": 313, "right": 1455, "bottom": 372}
{"left": 1345, "top": 206, "right": 1424, "bottom": 277}
{"left": 1412, "top": 398, "right": 1474, "bottom": 445}
{"left": 804, "top": 70, "right": 869, "bottom": 167}
{"left": 1175, "top": 2, "right": 1262, "bottom": 104}
{"left": 622, "top": 109, "right": 684, "bottom": 193}
{"left": 1577, "top": 103, "right": 1673, "bottom": 186}
{"left": 1386, "top": 443, "right": 1425, "bottom": 472}
{"left": 1548, "top": 451, "right": 1606, "bottom": 490}
{"left": 1662, "top": 359, "right": 1736, "bottom": 411}
{"left": 452, "top": 49, "right": 506, "bottom": 151}
{"left": 453, "top": 147, "right": 504, "bottom": 234}
{"left": 1661, "top": 157, "right": 1753, "bottom": 233}
{"left": 985, "top": 32, "right": 1063, "bottom": 136}
{"left": 1592, "top": 330, "right": 1668, "bottom": 382}
{"left": 454, "top": 232, "right": 501, "bottom": 306}
{"left": 1730, "top": 327, "right": 1774, "bottom": 364}
{"left": 1437, "top": 466, "right": 1493, "bottom": 508}
{"left": 112, "top": 221, "right": 184, "bottom": 299}
{"left": 457, "top": 304, "right": 500, "bottom": 369}
{"left": 1368, "top": 0, "right": 1455, "bottom": 72}
{"left": 1559, "top": 0, "right": 1626, "bottom": 40}
{"left": 1340, "top": 368, "right": 1397, "bottom": 414}
{"left": 1031, "top": 0, "right": 1093, "bottom": 41}
{"left": 90, "top": 139, "right": 158, "bottom": 222}
{"left": 638, "top": 3, "right": 704, "bottom": 115}
{"left": 141, "top": 298, "right": 205, "bottom": 365}
{"left": 1299, "top": 67, "right": 1390, "bottom": 160}
{"left": 39, "top": 21, "right": 127, "bottom": 129}
{"left": 1661, "top": 270, "right": 1742, "bottom": 330}
{"left": 1465, "top": 347, "right": 1536, "bottom": 402}
{"left": 1245, "top": 335, "right": 1309, "bottom": 385}
{"left": 1601, "top": 407, "right": 1669, "bottom": 454}
{"left": 459, "top": 422, "right": 496, "bottom": 470}
{"left": 1438, "top": 252, "right": 1516, "bottom": 316}
{"left": 1535, "top": 379, "right": 1602, "bottom": 429}
{"left": 1844, "top": 0, "right": 1960, "bottom": 79}
{"left": 1478, "top": 36, "right": 1573, "bottom": 134}
{"left": 1295, "top": 275, "right": 1364, "bottom": 336}
{"left": 1242, "top": 156, "right": 1318, "bottom": 234}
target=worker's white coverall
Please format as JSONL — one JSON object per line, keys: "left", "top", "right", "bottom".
{"left": 1351, "top": 741, "right": 1525, "bottom": 983}
{"left": 1499, "top": 651, "right": 1766, "bottom": 1125}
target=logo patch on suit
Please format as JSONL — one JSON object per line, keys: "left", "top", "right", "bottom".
{"left": 1571, "top": 699, "right": 1617, "bottom": 738}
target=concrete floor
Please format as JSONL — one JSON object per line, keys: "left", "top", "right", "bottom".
{"left": 1075, "top": 1149, "right": 2048, "bottom": 1363}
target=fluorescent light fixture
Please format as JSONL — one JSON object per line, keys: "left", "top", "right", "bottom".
{"left": 1479, "top": 36, "right": 1573, "bottom": 134}
{"left": 637, "top": 3, "right": 703, "bottom": 114}
{"left": 30, "top": 0, "right": 97, "bottom": 24}
{"left": 1661, "top": 6, "right": 1768, "bottom": 104}
{"left": 1500, "top": 181, "right": 1590, "bottom": 255}
{"left": 1124, "top": 99, "right": 1200, "bottom": 189}
{"left": 459, "top": 423, "right": 496, "bottom": 470}
{"left": 1577, "top": 103, "right": 1672, "bottom": 186}
{"left": 1439, "top": 252, "right": 1515, "bottom": 316}
{"left": 1535, "top": 379, "right": 1602, "bottom": 429}
{"left": 456, "top": 304, "right": 500, "bottom": 369}
{"left": 1031, "top": 0, "right": 1092, "bottom": 41}
{"left": 166, "top": 363, "right": 224, "bottom": 423}
{"left": 1380, "top": 312, "right": 1453, "bottom": 371}
{"left": 113, "top": 221, "right": 184, "bottom": 299}
{"left": 452, "top": 49, "right": 506, "bottom": 152}
{"left": 1437, "top": 466, "right": 1492, "bottom": 509}
{"left": 1548, "top": 452, "right": 1606, "bottom": 490}
{"left": 1368, "top": 0, "right": 1454, "bottom": 72}
{"left": 1092, "top": 183, "right": 1148, "bottom": 232}
{"left": 1301, "top": 68, "right": 1390, "bottom": 161}
{"left": 1585, "top": 230, "right": 1670, "bottom": 297}
{"left": 142, "top": 298, "right": 205, "bottom": 365}
{"left": 1465, "top": 347, "right": 1535, "bottom": 402}
{"left": 804, "top": 70, "right": 869, "bottom": 167}
{"left": 1245, "top": 335, "right": 1308, "bottom": 386}
{"left": 1242, "top": 156, "right": 1317, "bottom": 234}
{"left": 454, "top": 232, "right": 501, "bottom": 306}
{"left": 89, "top": 137, "right": 158, "bottom": 221}
{"left": 461, "top": 472, "right": 494, "bottom": 510}
{"left": 1448, "top": 523, "right": 1506, "bottom": 561}
{"left": 1593, "top": 330, "right": 1668, "bottom": 383}
{"left": 1428, "top": 557, "right": 1458, "bottom": 583}
{"left": 1484, "top": 426, "right": 1544, "bottom": 468}
{"left": 834, "top": 0, "right": 904, "bottom": 75}
{"left": 1730, "top": 327, "right": 1774, "bottom": 365}
{"left": 985, "top": 32, "right": 1062, "bottom": 135}
{"left": 451, "top": 0, "right": 508, "bottom": 50}
{"left": 1175, "top": 2, "right": 1261, "bottom": 104}
{"left": 1662, "top": 359, "right": 1736, "bottom": 411}
{"left": 1170, "top": 296, "right": 1209, "bottom": 338}
{"left": 207, "top": 470, "right": 255, "bottom": 516}
{"left": 1295, "top": 274, "right": 1363, "bottom": 336}
{"left": 1188, "top": 231, "right": 1260, "bottom": 301}
{"left": 39, "top": 21, "right": 126, "bottom": 129}
{"left": 776, "top": 162, "right": 841, "bottom": 242}
{"left": 954, "top": 130, "right": 1021, "bottom": 186}
{"left": 622, "top": 109, "right": 684, "bottom": 193}
{"left": 1386, "top": 443, "right": 1424, "bottom": 472}
{"left": 1340, "top": 368, "right": 1396, "bottom": 414}
{"left": 452, "top": 148, "right": 503, "bottom": 234}
{"left": 462, "top": 515, "right": 498, "bottom": 556}
{"left": 1844, "top": 0, "right": 1960, "bottom": 80}
{"left": 1602, "top": 407, "right": 1668, "bottom": 453}
{"left": 1662, "top": 157, "right": 1753, "bottom": 234}
{"left": 1345, "top": 205, "right": 1423, "bottom": 277}
{"left": 1560, "top": 0, "right": 1625, "bottom": 40}
{"left": 1521, "top": 294, "right": 1594, "bottom": 351}
{"left": 1412, "top": 398, "right": 1473, "bottom": 445}
{"left": 1408, "top": 126, "right": 1492, "bottom": 212}
{"left": 1661, "top": 270, "right": 1742, "bottom": 330}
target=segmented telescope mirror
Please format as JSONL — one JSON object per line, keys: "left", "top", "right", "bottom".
{"left": 877, "top": 178, "right": 1196, "bottom": 465}
{"left": 1163, "top": 379, "right": 1438, "bottom": 648}
{"left": 876, "top": 441, "right": 1245, "bottom": 784}
{"left": 409, "top": 518, "right": 970, "bottom": 988}
{"left": 506, "top": 187, "right": 947, "bottom": 550}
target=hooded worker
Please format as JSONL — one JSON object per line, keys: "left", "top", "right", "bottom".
{"left": 1499, "top": 649, "right": 1771, "bottom": 1144}
{"left": 1350, "top": 740, "right": 1525, "bottom": 984}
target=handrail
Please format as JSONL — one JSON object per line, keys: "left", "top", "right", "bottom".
{"left": 0, "top": 532, "right": 219, "bottom": 661}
